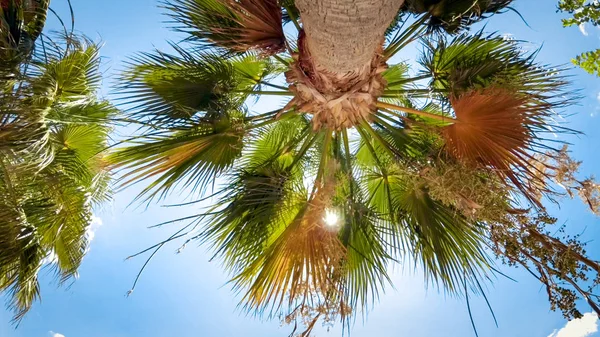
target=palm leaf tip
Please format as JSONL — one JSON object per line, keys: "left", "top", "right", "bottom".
{"left": 166, "top": 0, "right": 285, "bottom": 55}
{"left": 108, "top": 117, "right": 245, "bottom": 201}
{"left": 442, "top": 88, "right": 548, "bottom": 204}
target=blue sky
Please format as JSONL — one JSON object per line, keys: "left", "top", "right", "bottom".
{"left": 2, "top": 0, "right": 600, "bottom": 336}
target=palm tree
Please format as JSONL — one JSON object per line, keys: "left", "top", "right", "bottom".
{"left": 112, "top": 0, "right": 600, "bottom": 334}
{"left": 0, "top": 3, "right": 115, "bottom": 319}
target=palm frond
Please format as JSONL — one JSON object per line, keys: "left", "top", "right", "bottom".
{"left": 402, "top": 0, "right": 514, "bottom": 33}
{"left": 31, "top": 39, "right": 101, "bottom": 102}
{"left": 205, "top": 163, "right": 302, "bottom": 275}
{"left": 164, "top": 0, "right": 285, "bottom": 54}
{"left": 395, "top": 183, "right": 491, "bottom": 293}
{"left": 336, "top": 174, "right": 392, "bottom": 312}
{"left": 109, "top": 114, "right": 245, "bottom": 202}
{"left": 202, "top": 116, "right": 313, "bottom": 274}
{"left": 232, "top": 179, "right": 346, "bottom": 318}
{"left": 0, "top": 34, "right": 113, "bottom": 322}
{"left": 442, "top": 88, "right": 548, "bottom": 204}
{"left": 420, "top": 33, "right": 571, "bottom": 100}
{"left": 118, "top": 46, "right": 272, "bottom": 127}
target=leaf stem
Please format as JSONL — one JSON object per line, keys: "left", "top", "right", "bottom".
{"left": 236, "top": 90, "right": 293, "bottom": 96}
{"left": 272, "top": 54, "right": 289, "bottom": 66}
{"left": 247, "top": 111, "right": 295, "bottom": 130}
{"left": 284, "top": 5, "right": 302, "bottom": 32}
{"left": 259, "top": 81, "right": 290, "bottom": 91}
{"left": 377, "top": 101, "right": 454, "bottom": 123}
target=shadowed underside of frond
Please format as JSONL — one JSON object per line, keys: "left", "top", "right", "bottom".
{"left": 165, "top": 0, "right": 285, "bottom": 54}
{"left": 0, "top": 0, "right": 50, "bottom": 62}
{"left": 402, "top": 0, "right": 514, "bottom": 33}
{"left": 443, "top": 89, "right": 549, "bottom": 204}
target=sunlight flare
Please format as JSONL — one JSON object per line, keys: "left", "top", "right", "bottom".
{"left": 323, "top": 208, "right": 340, "bottom": 228}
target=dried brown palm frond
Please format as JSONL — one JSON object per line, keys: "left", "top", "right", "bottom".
{"left": 442, "top": 88, "right": 550, "bottom": 205}
{"left": 236, "top": 169, "right": 347, "bottom": 319}
{"left": 165, "top": 0, "right": 285, "bottom": 55}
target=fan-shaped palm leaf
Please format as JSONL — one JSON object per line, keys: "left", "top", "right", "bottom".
{"left": 108, "top": 114, "right": 245, "bottom": 202}
{"left": 443, "top": 89, "right": 545, "bottom": 203}
{"left": 164, "top": 0, "right": 285, "bottom": 54}
{"left": 118, "top": 46, "right": 278, "bottom": 127}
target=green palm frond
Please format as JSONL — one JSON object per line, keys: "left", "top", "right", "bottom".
{"left": 0, "top": 34, "right": 114, "bottom": 322}
{"left": 205, "top": 164, "right": 302, "bottom": 275}
{"left": 202, "top": 115, "right": 311, "bottom": 271}
{"left": 31, "top": 39, "right": 102, "bottom": 102}
{"left": 118, "top": 46, "right": 274, "bottom": 126}
{"left": 420, "top": 32, "right": 524, "bottom": 95}
{"left": 108, "top": 113, "right": 245, "bottom": 201}
{"left": 243, "top": 114, "right": 310, "bottom": 167}
{"left": 396, "top": 184, "right": 490, "bottom": 292}
{"left": 420, "top": 32, "right": 571, "bottom": 99}
{"left": 382, "top": 63, "right": 411, "bottom": 90}
{"left": 336, "top": 173, "right": 392, "bottom": 311}
{"left": 280, "top": 0, "right": 300, "bottom": 27}
{"left": 1, "top": 38, "right": 106, "bottom": 169}
{"left": 402, "top": 0, "right": 514, "bottom": 33}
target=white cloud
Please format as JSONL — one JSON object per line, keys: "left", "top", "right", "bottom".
{"left": 49, "top": 331, "right": 65, "bottom": 337}
{"left": 41, "top": 215, "right": 103, "bottom": 266}
{"left": 580, "top": 24, "right": 589, "bottom": 36}
{"left": 547, "top": 313, "right": 599, "bottom": 337}
{"left": 596, "top": 92, "right": 600, "bottom": 102}
{"left": 40, "top": 251, "right": 58, "bottom": 266}
{"left": 85, "top": 214, "right": 103, "bottom": 242}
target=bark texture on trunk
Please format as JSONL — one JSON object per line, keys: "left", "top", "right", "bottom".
{"left": 295, "top": 0, "right": 405, "bottom": 76}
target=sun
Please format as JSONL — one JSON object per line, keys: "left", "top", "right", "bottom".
{"left": 323, "top": 209, "right": 340, "bottom": 228}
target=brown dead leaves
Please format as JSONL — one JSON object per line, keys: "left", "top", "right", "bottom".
{"left": 443, "top": 88, "right": 547, "bottom": 204}
{"left": 214, "top": 0, "right": 285, "bottom": 54}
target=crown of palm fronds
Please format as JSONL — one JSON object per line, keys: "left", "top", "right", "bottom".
{"left": 112, "top": 3, "right": 583, "bottom": 333}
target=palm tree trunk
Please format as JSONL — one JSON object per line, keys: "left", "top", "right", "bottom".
{"left": 296, "top": 0, "right": 404, "bottom": 77}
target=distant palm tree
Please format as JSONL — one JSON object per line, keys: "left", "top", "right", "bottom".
{"left": 0, "top": 2, "right": 115, "bottom": 321}
{"left": 111, "top": 0, "right": 598, "bottom": 334}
